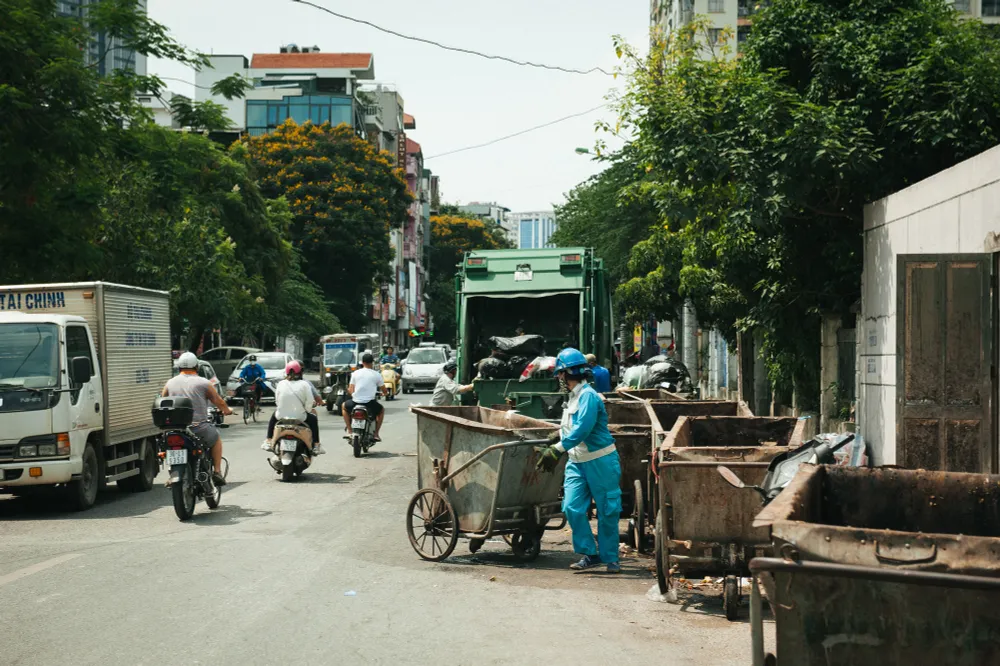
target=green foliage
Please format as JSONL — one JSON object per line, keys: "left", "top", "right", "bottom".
{"left": 244, "top": 121, "right": 412, "bottom": 331}
{"left": 550, "top": 152, "right": 660, "bottom": 306}
{"left": 426, "top": 213, "right": 512, "bottom": 342}
{"left": 609, "top": 3, "right": 1000, "bottom": 398}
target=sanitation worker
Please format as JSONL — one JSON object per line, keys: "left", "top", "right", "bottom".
{"left": 535, "top": 348, "right": 622, "bottom": 573}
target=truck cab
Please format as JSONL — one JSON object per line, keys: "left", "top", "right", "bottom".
{"left": 0, "top": 313, "right": 101, "bottom": 493}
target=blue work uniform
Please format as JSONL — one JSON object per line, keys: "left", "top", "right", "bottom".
{"left": 591, "top": 364, "right": 612, "bottom": 393}
{"left": 555, "top": 380, "right": 621, "bottom": 564}
{"left": 240, "top": 362, "right": 266, "bottom": 384}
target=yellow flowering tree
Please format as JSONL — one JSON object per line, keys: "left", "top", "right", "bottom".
{"left": 243, "top": 121, "right": 411, "bottom": 329}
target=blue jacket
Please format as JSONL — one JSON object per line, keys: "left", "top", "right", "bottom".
{"left": 240, "top": 363, "right": 266, "bottom": 383}
{"left": 556, "top": 382, "right": 615, "bottom": 461}
{"left": 591, "top": 364, "right": 612, "bottom": 393}
{"left": 380, "top": 354, "right": 400, "bottom": 365}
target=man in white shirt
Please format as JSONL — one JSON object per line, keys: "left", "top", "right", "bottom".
{"left": 342, "top": 353, "right": 385, "bottom": 440}
{"left": 265, "top": 360, "right": 324, "bottom": 455}
{"left": 432, "top": 361, "right": 474, "bottom": 407}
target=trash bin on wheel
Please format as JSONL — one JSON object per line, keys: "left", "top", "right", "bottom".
{"left": 407, "top": 406, "right": 562, "bottom": 562}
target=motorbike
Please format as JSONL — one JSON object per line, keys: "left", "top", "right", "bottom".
{"left": 380, "top": 363, "right": 400, "bottom": 400}
{"left": 208, "top": 405, "right": 226, "bottom": 427}
{"left": 152, "top": 396, "right": 226, "bottom": 521}
{"left": 323, "top": 370, "right": 351, "bottom": 413}
{"left": 349, "top": 403, "right": 377, "bottom": 458}
{"left": 717, "top": 433, "right": 857, "bottom": 506}
{"left": 267, "top": 418, "right": 313, "bottom": 482}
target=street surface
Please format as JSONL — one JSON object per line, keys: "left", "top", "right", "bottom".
{"left": 0, "top": 395, "right": 771, "bottom": 665}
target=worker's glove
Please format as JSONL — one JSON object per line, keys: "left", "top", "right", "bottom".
{"left": 546, "top": 430, "right": 561, "bottom": 445}
{"left": 534, "top": 445, "right": 564, "bottom": 473}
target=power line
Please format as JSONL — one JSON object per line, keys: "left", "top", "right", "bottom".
{"left": 424, "top": 103, "right": 609, "bottom": 160}
{"left": 158, "top": 76, "right": 213, "bottom": 91}
{"left": 290, "top": 0, "right": 614, "bottom": 77}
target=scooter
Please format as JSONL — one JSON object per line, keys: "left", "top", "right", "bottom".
{"left": 717, "top": 433, "right": 857, "bottom": 506}
{"left": 380, "top": 363, "right": 400, "bottom": 400}
{"left": 267, "top": 418, "right": 313, "bottom": 482}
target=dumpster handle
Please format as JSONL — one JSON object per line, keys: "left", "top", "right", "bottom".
{"left": 711, "top": 452, "right": 746, "bottom": 461}
{"left": 874, "top": 540, "right": 938, "bottom": 565}
{"left": 441, "top": 439, "right": 551, "bottom": 485}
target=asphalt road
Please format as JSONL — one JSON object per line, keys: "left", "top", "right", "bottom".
{"left": 0, "top": 395, "right": 772, "bottom": 665}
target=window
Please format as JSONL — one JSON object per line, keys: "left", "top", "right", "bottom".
{"left": 738, "top": 25, "right": 750, "bottom": 45}
{"left": 708, "top": 28, "right": 723, "bottom": 45}
{"left": 66, "top": 326, "right": 94, "bottom": 399}
{"left": 952, "top": 0, "right": 971, "bottom": 12}
{"left": 983, "top": 0, "right": 1000, "bottom": 15}
{"left": 708, "top": 0, "right": 724, "bottom": 12}
{"left": 200, "top": 348, "right": 226, "bottom": 361}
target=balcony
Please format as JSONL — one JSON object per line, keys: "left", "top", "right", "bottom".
{"left": 363, "top": 104, "right": 383, "bottom": 135}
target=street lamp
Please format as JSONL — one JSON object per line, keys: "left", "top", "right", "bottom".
{"left": 574, "top": 147, "right": 592, "bottom": 155}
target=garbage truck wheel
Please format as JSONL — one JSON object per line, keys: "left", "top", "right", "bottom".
{"left": 406, "top": 488, "right": 458, "bottom": 562}
{"left": 510, "top": 529, "right": 543, "bottom": 562}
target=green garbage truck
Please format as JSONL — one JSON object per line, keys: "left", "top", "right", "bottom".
{"left": 454, "top": 247, "right": 614, "bottom": 418}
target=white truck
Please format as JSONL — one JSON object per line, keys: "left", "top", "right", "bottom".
{"left": 0, "top": 282, "right": 171, "bottom": 510}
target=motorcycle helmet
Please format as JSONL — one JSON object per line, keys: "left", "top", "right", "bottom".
{"left": 248, "top": 354, "right": 258, "bottom": 362}
{"left": 554, "top": 348, "right": 589, "bottom": 377}
{"left": 176, "top": 352, "right": 199, "bottom": 369}
{"left": 285, "top": 360, "right": 303, "bottom": 376}
{"left": 443, "top": 360, "right": 457, "bottom": 374}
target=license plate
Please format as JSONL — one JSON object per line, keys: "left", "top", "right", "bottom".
{"left": 165, "top": 449, "right": 187, "bottom": 465}
{"left": 351, "top": 419, "right": 364, "bottom": 429}
{"left": 280, "top": 439, "right": 298, "bottom": 452}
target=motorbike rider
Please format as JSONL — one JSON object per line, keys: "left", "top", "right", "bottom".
{"left": 380, "top": 346, "right": 401, "bottom": 380}
{"left": 342, "top": 353, "right": 385, "bottom": 441}
{"left": 264, "top": 360, "right": 324, "bottom": 455}
{"left": 534, "top": 348, "right": 622, "bottom": 574}
{"left": 239, "top": 354, "right": 267, "bottom": 406}
{"left": 162, "top": 352, "right": 234, "bottom": 486}
{"left": 432, "top": 361, "right": 475, "bottom": 407}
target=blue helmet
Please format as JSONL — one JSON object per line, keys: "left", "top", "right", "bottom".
{"left": 555, "top": 348, "right": 589, "bottom": 376}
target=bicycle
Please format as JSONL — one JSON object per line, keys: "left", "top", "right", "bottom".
{"left": 237, "top": 380, "right": 261, "bottom": 425}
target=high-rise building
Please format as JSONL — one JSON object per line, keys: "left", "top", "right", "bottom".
{"left": 57, "top": 0, "right": 147, "bottom": 76}
{"left": 509, "top": 211, "right": 558, "bottom": 250}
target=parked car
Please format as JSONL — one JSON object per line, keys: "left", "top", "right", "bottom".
{"left": 199, "top": 345, "right": 261, "bottom": 382}
{"left": 225, "top": 352, "right": 294, "bottom": 403}
{"left": 401, "top": 346, "right": 448, "bottom": 394}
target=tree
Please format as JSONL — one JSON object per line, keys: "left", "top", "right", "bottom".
{"left": 243, "top": 121, "right": 412, "bottom": 330}
{"left": 0, "top": 0, "right": 207, "bottom": 282}
{"left": 610, "top": 2, "right": 1000, "bottom": 400}
{"left": 550, "top": 151, "right": 660, "bottom": 298}
{"left": 426, "top": 213, "right": 512, "bottom": 342}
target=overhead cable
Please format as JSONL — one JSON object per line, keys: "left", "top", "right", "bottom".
{"left": 290, "top": 0, "right": 614, "bottom": 76}
{"left": 425, "top": 104, "right": 609, "bottom": 160}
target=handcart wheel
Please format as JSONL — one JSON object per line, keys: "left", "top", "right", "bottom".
{"left": 630, "top": 479, "right": 646, "bottom": 553}
{"left": 510, "top": 529, "right": 543, "bottom": 562}
{"left": 406, "top": 488, "right": 459, "bottom": 562}
{"left": 655, "top": 512, "right": 670, "bottom": 595}
{"left": 723, "top": 575, "right": 740, "bottom": 621}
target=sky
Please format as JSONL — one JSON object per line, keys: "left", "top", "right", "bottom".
{"left": 146, "top": 0, "right": 649, "bottom": 213}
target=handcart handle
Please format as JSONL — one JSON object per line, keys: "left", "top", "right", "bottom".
{"left": 441, "top": 439, "right": 552, "bottom": 485}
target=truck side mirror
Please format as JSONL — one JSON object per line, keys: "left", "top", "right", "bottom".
{"left": 70, "top": 356, "right": 93, "bottom": 384}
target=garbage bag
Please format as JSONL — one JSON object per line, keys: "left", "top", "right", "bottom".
{"left": 488, "top": 335, "right": 545, "bottom": 358}
{"left": 477, "top": 356, "right": 507, "bottom": 379}
{"left": 622, "top": 365, "right": 649, "bottom": 389}
{"left": 643, "top": 354, "right": 672, "bottom": 367}
{"left": 643, "top": 360, "right": 693, "bottom": 391}
{"left": 520, "top": 356, "right": 557, "bottom": 382}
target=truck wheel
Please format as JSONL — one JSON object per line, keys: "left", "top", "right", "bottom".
{"left": 68, "top": 442, "right": 100, "bottom": 511}
{"left": 119, "top": 440, "right": 156, "bottom": 492}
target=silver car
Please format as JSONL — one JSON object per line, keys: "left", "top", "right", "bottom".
{"left": 225, "top": 352, "right": 294, "bottom": 403}
{"left": 199, "top": 345, "right": 262, "bottom": 382}
{"left": 401, "top": 347, "right": 448, "bottom": 393}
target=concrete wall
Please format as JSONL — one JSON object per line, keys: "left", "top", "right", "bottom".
{"left": 860, "top": 143, "right": 1000, "bottom": 464}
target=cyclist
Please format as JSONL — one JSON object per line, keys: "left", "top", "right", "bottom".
{"left": 239, "top": 355, "right": 266, "bottom": 408}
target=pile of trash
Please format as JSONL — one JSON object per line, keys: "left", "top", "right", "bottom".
{"left": 621, "top": 356, "right": 694, "bottom": 392}
{"left": 476, "top": 335, "right": 546, "bottom": 380}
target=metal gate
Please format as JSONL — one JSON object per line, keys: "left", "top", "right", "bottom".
{"left": 896, "top": 255, "right": 993, "bottom": 473}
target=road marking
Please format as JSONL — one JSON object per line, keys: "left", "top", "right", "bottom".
{"left": 0, "top": 554, "right": 82, "bottom": 587}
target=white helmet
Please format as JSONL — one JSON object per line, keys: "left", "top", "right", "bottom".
{"left": 176, "top": 352, "right": 199, "bottom": 369}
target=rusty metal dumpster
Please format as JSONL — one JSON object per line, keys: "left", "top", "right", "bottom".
{"left": 407, "top": 405, "right": 562, "bottom": 562}
{"left": 748, "top": 465, "right": 1000, "bottom": 665}
{"left": 604, "top": 401, "right": 655, "bottom": 534}
{"left": 655, "top": 415, "right": 805, "bottom": 619}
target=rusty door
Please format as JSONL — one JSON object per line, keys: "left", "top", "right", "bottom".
{"left": 896, "top": 255, "right": 993, "bottom": 473}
